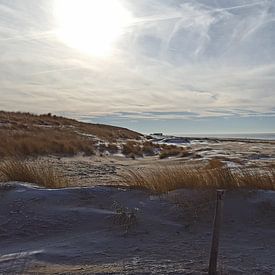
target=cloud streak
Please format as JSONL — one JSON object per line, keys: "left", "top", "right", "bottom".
{"left": 0, "top": 0, "right": 274, "bottom": 133}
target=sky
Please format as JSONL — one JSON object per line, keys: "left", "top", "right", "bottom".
{"left": 0, "top": 0, "right": 275, "bottom": 134}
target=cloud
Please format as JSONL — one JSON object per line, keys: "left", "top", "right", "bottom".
{"left": 0, "top": 0, "right": 274, "bottom": 132}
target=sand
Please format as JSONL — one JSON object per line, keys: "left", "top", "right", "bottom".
{"left": 0, "top": 138, "right": 275, "bottom": 273}
{"left": 0, "top": 182, "right": 275, "bottom": 274}
{"left": 37, "top": 138, "right": 275, "bottom": 187}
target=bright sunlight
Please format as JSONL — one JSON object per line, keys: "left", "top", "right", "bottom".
{"left": 54, "top": 0, "right": 132, "bottom": 57}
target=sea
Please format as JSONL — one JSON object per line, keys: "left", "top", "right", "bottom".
{"left": 176, "top": 133, "right": 275, "bottom": 141}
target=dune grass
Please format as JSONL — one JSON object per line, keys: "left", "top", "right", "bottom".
{"left": 0, "top": 111, "right": 142, "bottom": 158}
{"left": 0, "top": 129, "right": 96, "bottom": 158}
{"left": 99, "top": 143, "right": 119, "bottom": 154}
{"left": 142, "top": 141, "right": 156, "bottom": 156}
{"left": 205, "top": 158, "right": 226, "bottom": 169}
{"left": 159, "top": 145, "right": 191, "bottom": 159}
{"left": 0, "top": 159, "right": 70, "bottom": 188}
{"left": 122, "top": 141, "right": 143, "bottom": 158}
{"left": 0, "top": 111, "right": 141, "bottom": 140}
{"left": 120, "top": 141, "right": 191, "bottom": 159}
{"left": 122, "top": 165, "right": 275, "bottom": 193}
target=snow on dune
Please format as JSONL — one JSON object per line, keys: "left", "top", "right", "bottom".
{"left": 0, "top": 183, "right": 275, "bottom": 274}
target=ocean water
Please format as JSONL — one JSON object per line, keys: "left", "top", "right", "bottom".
{"left": 177, "top": 133, "right": 275, "bottom": 140}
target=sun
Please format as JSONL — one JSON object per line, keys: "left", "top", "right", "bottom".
{"left": 54, "top": 0, "right": 132, "bottom": 57}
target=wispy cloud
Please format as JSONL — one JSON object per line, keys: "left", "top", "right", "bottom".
{"left": 0, "top": 0, "right": 274, "bottom": 132}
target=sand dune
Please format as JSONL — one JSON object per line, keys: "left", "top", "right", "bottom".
{"left": 0, "top": 182, "right": 275, "bottom": 274}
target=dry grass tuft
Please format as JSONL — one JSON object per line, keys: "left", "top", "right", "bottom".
{"left": 119, "top": 141, "right": 191, "bottom": 159}
{"left": 205, "top": 158, "right": 225, "bottom": 169}
{"left": 99, "top": 143, "right": 119, "bottom": 154}
{"left": 0, "top": 159, "right": 70, "bottom": 188}
{"left": 107, "top": 143, "right": 119, "bottom": 154}
{"left": 0, "top": 129, "right": 95, "bottom": 157}
{"left": 142, "top": 141, "right": 156, "bottom": 156}
{"left": 112, "top": 201, "right": 137, "bottom": 233}
{"left": 0, "top": 111, "right": 142, "bottom": 158}
{"left": 0, "top": 111, "right": 141, "bottom": 141}
{"left": 121, "top": 165, "right": 275, "bottom": 193}
{"left": 122, "top": 141, "right": 143, "bottom": 158}
{"left": 159, "top": 145, "right": 190, "bottom": 159}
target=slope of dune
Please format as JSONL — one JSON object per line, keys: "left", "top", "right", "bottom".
{"left": 0, "top": 111, "right": 142, "bottom": 157}
{"left": 0, "top": 182, "right": 275, "bottom": 274}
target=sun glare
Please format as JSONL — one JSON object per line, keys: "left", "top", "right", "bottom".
{"left": 54, "top": 0, "right": 132, "bottom": 57}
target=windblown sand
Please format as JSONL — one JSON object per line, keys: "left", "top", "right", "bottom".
{"left": 1, "top": 139, "right": 275, "bottom": 273}
{"left": 40, "top": 139, "right": 275, "bottom": 187}
{"left": 0, "top": 183, "right": 275, "bottom": 274}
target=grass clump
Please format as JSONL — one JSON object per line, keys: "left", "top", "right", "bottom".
{"left": 0, "top": 159, "right": 70, "bottom": 188}
{"left": 0, "top": 111, "right": 142, "bottom": 158}
{"left": 122, "top": 165, "right": 275, "bottom": 193}
{"left": 159, "top": 145, "right": 190, "bottom": 159}
{"left": 142, "top": 141, "right": 156, "bottom": 156}
{"left": 112, "top": 201, "right": 138, "bottom": 233}
{"left": 0, "top": 129, "right": 95, "bottom": 158}
{"left": 0, "top": 111, "right": 142, "bottom": 141}
{"left": 107, "top": 143, "right": 119, "bottom": 154}
{"left": 122, "top": 141, "right": 143, "bottom": 158}
{"left": 99, "top": 143, "right": 119, "bottom": 154}
{"left": 205, "top": 158, "right": 225, "bottom": 169}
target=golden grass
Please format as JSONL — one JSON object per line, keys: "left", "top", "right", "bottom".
{"left": 205, "top": 158, "right": 226, "bottom": 169}
{"left": 122, "top": 141, "right": 143, "bottom": 158}
{"left": 0, "top": 159, "right": 70, "bottom": 188}
{"left": 0, "top": 111, "right": 141, "bottom": 141}
{"left": 121, "top": 165, "right": 275, "bottom": 193}
{"left": 121, "top": 142, "right": 191, "bottom": 159}
{"left": 0, "top": 129, "right": 95, "bottom": 157}
{"left": 159, "top": 144, "right": 191, "bottom": 159}
{"left": 0, "top": 111, "right": 142, "bottom": 158}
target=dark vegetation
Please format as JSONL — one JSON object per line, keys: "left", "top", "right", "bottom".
{"left": 121, "top": 141, "right": 192, "bottom": 159}
{"left": 99, "top": 143, "right": 119, "bottom": 154}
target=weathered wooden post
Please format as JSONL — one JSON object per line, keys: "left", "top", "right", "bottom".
{"left": 208, "top": 190, "right": 225, "bottom": 275}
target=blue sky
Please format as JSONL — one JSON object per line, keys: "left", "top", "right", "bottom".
{"left": 0, "top": 0, "right": 275, "bottom": 134}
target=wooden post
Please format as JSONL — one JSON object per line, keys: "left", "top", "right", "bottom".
{"left": 208, "top": 190, "right": 225, "bottom": 275}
